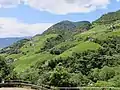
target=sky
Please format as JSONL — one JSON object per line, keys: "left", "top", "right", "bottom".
{"left": 0, "top": 0, "right": 120, "bottom": 38}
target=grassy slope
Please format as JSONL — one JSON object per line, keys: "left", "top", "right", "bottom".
{"left": 52, "top": 41, "right": 79, "bottom": 49}
{"left": 7, "top": 34, "right": 58, "bottom": 72}
{"left": 56, "top": 41, "right": 101, "bottom": 59}
{"left": 13, "top": 52, "right": 55, "bottom": 72}
{"left": 3, "top": 23, "right": 120, "bottom": 73}
{"left": 74, "top": 24, "right": 120, "bottom": 41}
{"left": 20, "top": 34, "right": 58, "bottom": 54}
{"left": 4, "top": 26, "right": 103, "bottom": 72}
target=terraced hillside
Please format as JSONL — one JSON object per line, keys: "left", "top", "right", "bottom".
{"left": 0, "top": 21, "right": 93, "bottom": 72}
{"left": 1, "top": 10, "right": 120, "bottom": 87}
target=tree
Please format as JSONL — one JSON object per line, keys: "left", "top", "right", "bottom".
{"left": 69, "top": 73, "right": 90, "bottom": 87}
{"left": 49, "top": 66, "right": 71, "bottom": 87}
{"left": 19, "top": 68, "right": 39, "bottom": 84}
{"left": 89, "top": 68, "right": 100, "bottom": 82}
{"left": 109, "top": 75, "right": 120, "bottom": 87}
{"left": 0, "top": 56, "right": 15, "bottom": 81}
{"left": 99, "top": 66, "right": 115, "bottom": 81}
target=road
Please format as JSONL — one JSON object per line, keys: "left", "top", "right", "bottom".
{"left": 0, "top": 88, "right": 34, "bottom": 90}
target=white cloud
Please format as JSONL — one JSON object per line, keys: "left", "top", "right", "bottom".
{"left": 0, "top": 0, "right": 119, "bottom": 38}
{"left": 24, "top": 0, "right": 110, "bottom": 14}
{"left": 0, "top": 0, "right": 20, "bottom": 8}
{"left": 0, "top": 0, "right": 118, "bottom": 14}
{"left": 0, "top": 18, "right": 53, "bottom": 38}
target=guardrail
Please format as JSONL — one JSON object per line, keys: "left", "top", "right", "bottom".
{"left": 0, "top": 80, "right": 52, "bottom": 90}
{"left": 4, "top": 80, "right": 31, "bottom": 84}
{"left": 1, "top": 80, "right": 120, "bottom": 90}
{"left": 54, "top": 87, "right": 120, "bottom": 90}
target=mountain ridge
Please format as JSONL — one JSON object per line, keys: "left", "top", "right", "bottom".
{"left": 43, "top": 20, "right": 91, "bottom": 35}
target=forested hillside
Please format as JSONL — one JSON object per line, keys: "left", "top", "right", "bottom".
{"left": 1, "top": 10, "right": 120, "bottom": 88}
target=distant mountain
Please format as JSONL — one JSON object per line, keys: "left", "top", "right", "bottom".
{"left": 0, "top": 37, "right": 27, "bottom": 48}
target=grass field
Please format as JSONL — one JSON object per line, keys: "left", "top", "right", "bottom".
{"left": 55, "top": 41, "right": 101, "bottom": 59}
{"left": 13, "top": 52, "right": 55, "bottom": 72}
{"left": 74, "top": 24, "right": 120, "bottom": 41}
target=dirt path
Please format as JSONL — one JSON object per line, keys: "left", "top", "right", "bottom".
{"left": 0, "top": 88, "right": 34, "bottom": 90}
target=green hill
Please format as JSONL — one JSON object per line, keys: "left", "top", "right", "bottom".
{"left": 93, "top": 10, "right": 120, "bottom": 24}
{"left": 43, "top": 20, "right": 91, "bottom": 39}
{"left": 1, "top": 9, "right": 120, "bottom": 87}
{"left": 43, "top": 20, "right": 91, "bottom": 34}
